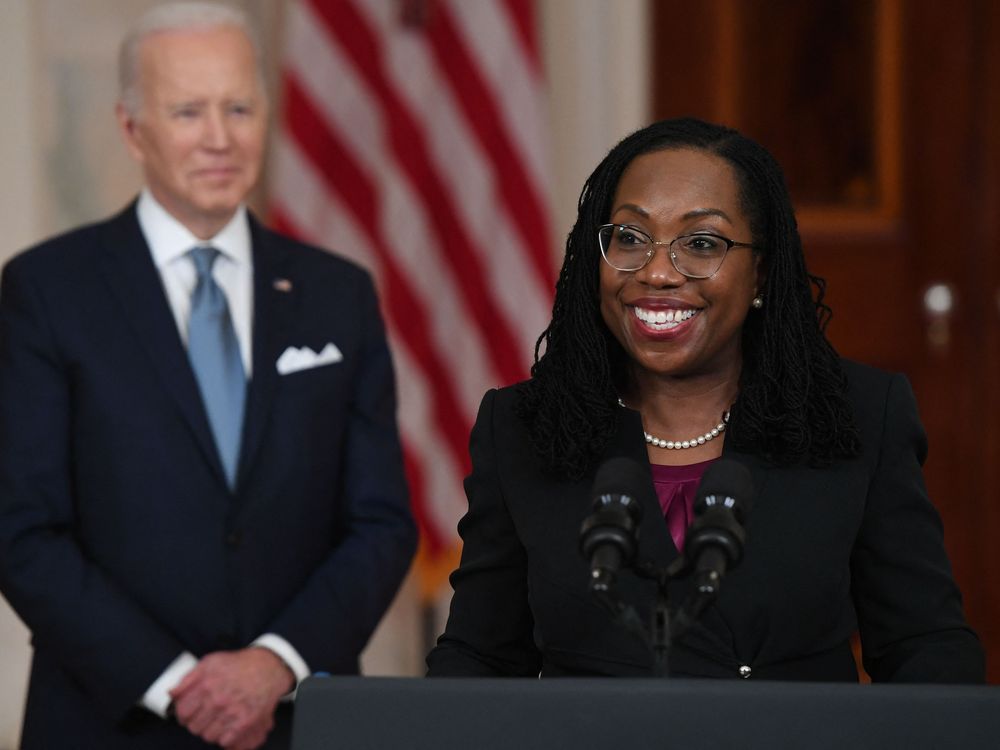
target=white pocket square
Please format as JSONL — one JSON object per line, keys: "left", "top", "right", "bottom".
{"left": 276, "top": 343, "right": 344, "bottom": 375}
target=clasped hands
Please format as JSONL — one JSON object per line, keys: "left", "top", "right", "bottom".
{"left": 170, "top": 647, "right": 295, "bottom": 750}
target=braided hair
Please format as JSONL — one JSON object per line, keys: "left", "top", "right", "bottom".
{"left": 516, "top": 118, "right": 861, "bottom": 479}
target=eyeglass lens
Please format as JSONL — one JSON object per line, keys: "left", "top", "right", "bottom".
{"left": 598, "top": 225, "right": 728, "bottom": 278}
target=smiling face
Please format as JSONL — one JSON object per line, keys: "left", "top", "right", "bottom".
{"left": 116, "top": 25, "right": 267, "bottom": 239}
{"left": 599, "top": 147, "right": 762, "bottom": 385}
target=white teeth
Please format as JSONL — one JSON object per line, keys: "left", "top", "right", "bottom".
{"left": 632, "top": 307, "right": 697, "bottom": 330}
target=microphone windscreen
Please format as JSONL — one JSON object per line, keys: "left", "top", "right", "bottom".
{"left": 695, "top": 460, "right": 754, "bottom": 516}
{"left": 591, "top": 457, "right": 650, "bottom": 519}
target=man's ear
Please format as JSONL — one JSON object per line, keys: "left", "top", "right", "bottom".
{"left": 115, "top": 101, "right": 145, "bottom": 163}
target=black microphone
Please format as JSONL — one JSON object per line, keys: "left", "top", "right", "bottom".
{"left": 684, "top": 460, "right": 753, "bottom": 597}
{"left": 579, "top": 457, "right": 647, "bottom": 594}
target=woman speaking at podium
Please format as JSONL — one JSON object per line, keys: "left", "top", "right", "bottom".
{"left": 426, "top": 119, "right": 983, "bottom": 682}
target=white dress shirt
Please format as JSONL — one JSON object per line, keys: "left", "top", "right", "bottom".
{"left": 137, "top": 189, "right": 254, "bottom": 375}
{"left": 135, "top": 190, "right": 309, "bottom": 716}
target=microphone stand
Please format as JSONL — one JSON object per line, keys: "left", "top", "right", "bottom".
{"left": 583, "top": 458, "right": 751, "bottom": 677}
{"left": 594, "top": 556, "right": 717, "bottom": 678}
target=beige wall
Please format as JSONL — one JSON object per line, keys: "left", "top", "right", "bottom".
{"left": 0, "top": 1, "right": 649, "bottom": 745}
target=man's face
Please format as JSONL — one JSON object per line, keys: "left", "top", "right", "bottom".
{"left": 117, "top": 25, "right": 268, "bottom": 239}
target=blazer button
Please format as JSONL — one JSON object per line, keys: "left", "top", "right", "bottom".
{"left": 739, "top": 665, "right": 752, "bottom": 679}
{"left": 226, "top": 530, "right": 243, "bottom": 548}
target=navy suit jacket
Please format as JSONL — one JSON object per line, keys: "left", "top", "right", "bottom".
{"left": 427, "top": 362, "right": 984, "bottom": 683}
{"left": 0, "top": 204, "right": 417, "bottom": 748}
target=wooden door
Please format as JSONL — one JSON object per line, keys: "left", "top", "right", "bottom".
{"left": 652, "top": 0, "right": 1000, "bottom": 681}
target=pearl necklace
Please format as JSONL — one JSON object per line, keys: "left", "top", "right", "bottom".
{"left": 617, "top": 398, "right": 730, "bottom": 450}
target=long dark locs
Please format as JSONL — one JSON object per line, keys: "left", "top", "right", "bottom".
{"left": 516, "top": 118, "right": 861, "bottom": 479}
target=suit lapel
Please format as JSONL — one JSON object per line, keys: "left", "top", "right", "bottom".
{"left": 97, "top": 204, "right": 225, "bottom": 483}
{"left": 601, "top": 408, "right": 677, "bottom": 567}
{"left": 236, "top": 219, "right": 296, "bottom": 489}
{"left": 720, "top": 442, "right": 772, "bottom": 514}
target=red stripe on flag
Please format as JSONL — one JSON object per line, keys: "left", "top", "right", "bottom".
{"left": 502, "top": 0, "right": 542, "bottom": 73}
{"left": 269, "top": 210, "right": 297, "bottom": 239}
{"left": 426, "top": 4, "right": 556, "bottom": 293}
{"left": 281, "top": 76, "right": 473, "bottom": 482}
{"left": 308, "top": 0, "right": 527, "bottom": 387}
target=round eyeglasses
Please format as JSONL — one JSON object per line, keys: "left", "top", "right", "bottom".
{"left": 598, "top": 223, "right": 756, "bottom": 279}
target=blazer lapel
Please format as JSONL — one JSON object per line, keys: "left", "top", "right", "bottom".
{"left": 720, "top": 443, "right": 772, "bottom": 514}
{"left": 601, "top": 408, "right": 678, "bottom": 567}
{"left": 97, "top": 204, "right": 225, "bottom": 483}
{"left": 236, "top": 219, "right": 296, "bottom": 489}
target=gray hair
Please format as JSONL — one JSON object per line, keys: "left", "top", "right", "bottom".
{"left": 118, "top": 1, "right": 264, "bottom": 117}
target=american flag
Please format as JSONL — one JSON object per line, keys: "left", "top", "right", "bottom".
{"left": 269, "top": 0, "right": 555, "bottom": 598}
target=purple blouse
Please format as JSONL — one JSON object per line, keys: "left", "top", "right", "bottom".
{"left": 650, "top": 458, "right": 716, "bottom": 552}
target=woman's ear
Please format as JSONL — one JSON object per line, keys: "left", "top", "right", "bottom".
{"left": 752, "top": 251, "right": 766, "bottom": 299}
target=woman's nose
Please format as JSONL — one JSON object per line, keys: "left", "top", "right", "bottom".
{"left": 634, "top": 243, "right": 686, "bottom": 287}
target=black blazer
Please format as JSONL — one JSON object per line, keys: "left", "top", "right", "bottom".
{"left": 427, "top": 361, "right": 984, "bottom": 683}
{"left": 0, "top": 204, "right": 417, "bottom": 748}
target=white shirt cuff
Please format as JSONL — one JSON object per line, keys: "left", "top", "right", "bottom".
{"left": 252, "top": 633, "right": 310, "bottom": 697}
{"left": 140, "top": 651, "right": 198, "bottom": 718}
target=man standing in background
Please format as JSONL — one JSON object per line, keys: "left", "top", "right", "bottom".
{"left": 0, "top": 2, "right": 416, "bottom": 748}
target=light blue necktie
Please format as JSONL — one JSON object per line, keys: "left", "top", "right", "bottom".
{"left": 187, "top": 246, "right": 246, "bottom": 489}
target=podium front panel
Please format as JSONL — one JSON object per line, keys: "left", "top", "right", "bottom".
{"left": 291, "top": 676, "right": 999, "bottom": 749}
